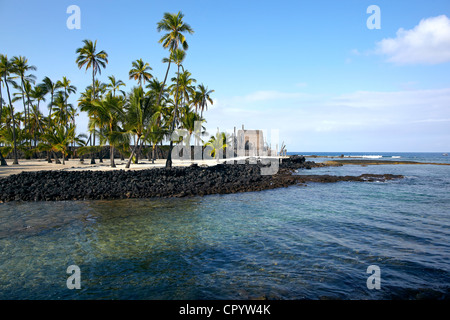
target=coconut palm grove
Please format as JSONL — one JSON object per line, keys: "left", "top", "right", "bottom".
{"left": 0, "top": 11, "right": 217, "bottom": 168}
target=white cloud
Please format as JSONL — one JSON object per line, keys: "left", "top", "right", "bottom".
{"left": 295, "top": 82, "right": 308, "bottom": 88}
{"left": 350, "top": 49, "right": 361, "bottom": 56}
{"left": 329, "top": 88, "right": 450, "bottom": 109}
{"left": 204, "top": 87, "right": 450, "bottom": 151}
{"left": 242, "top": 90, "right": 307, "bottom": 102}
{"left": 398, "top": 81, "right": 419, "bottom": 90}
{"left": 412, "top": 118, "right": 450, "bottom": 124}
{"left": 205, "top": 98, "right": 219, "bottom": 110}
{"left": 376, "top": 15, "right": 450, "bottom": 65}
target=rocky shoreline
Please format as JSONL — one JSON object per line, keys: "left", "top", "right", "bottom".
{"left": 0, "top": 155, "right": 403, "bottom": 202}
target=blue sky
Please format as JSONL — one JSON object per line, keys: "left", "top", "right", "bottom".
{"left": 1, "top": 0, "right": 450, "bottom": 152}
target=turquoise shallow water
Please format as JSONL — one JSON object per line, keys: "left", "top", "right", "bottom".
{"left": 0, "top": 153, "right": 449, "bottom": 299}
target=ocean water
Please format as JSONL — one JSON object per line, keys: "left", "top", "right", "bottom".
{"left": 295, "top": 151, "right": 450, "bottom": 164}
{"left": 0, "top": 152, "right": 449, "bottom": 300}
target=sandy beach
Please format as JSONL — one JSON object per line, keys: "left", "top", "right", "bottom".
{"left": 0, "top": 156, "right": 288, "bottom": 178}
{"left": 2, "top": 155, "right": 449, "bottom": 178}
{"left": 0, "top": 159, "right": 215, "bottom": 178}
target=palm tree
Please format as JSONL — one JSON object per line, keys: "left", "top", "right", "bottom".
{"left": 156, "top": 11, "right": 194, "bottom": 108}
{"left": 76, "top": 39, "right": 108, "bottom": 101}
{"left": 170, "top": 69, "right": 196, "bottom": 109}
{"left": 129, "top": 59, "right": 152, "bottom": 88}
{"left": 0, "top": 122, "right": 28, "bottom": 161}
{"left": 191, "top": 90, "right": 202, "bottom": 115}
{"left": 78, "top": 87, "right": 101, "bottom": 147}
{"left": 29, "top": 84, "right": 46, "bottom": 148}
{"left": 180, "top": 105, "right": 205, "bottom": 158}
{"left": 40, "top": 125, "right": 76, "bottom": 165}
{"left": 146, "top": 78, "right": 168, "bottom": 100}
{"left": 146, "top": 122, "right": 166, "bottom": 164}
{"left": 157, "top": 11, "right": 194, "bottom": 52}
{"left": 76, "top": 39, "right": 108, "bottom": 163}
{"left": 92, "top": 94, "right": 126, "bottom": 168}
{"left": 165, "top": 49, "right": 186, "bottom": 168}
{"left": 205, "top": 131, "right": 228, "bottom": 162}
{"left": 197, "top": 84, "right": 214, "bottom": 118}
{"left": 156, "top": 12, "right": 194, "bottom": 168}
{"left": 39, "top": 76, "right": 61, "bottom": 124}
{"left": 88, "top": 79, "right": 108, "bottom": 100}
{"left": 38, "top": 77, "right": 61, "bottom": 162}
{"left": 30, "top": 85, "right": 46, "bottom": 113}
{"left": 0, "top": 54, "right": 19, "bottom": 164}
{"left": 180, "top": 106, "right": 204, "bottom": 136}
{"left": 124, "top": 86, "right": 160, "bottom": 168}
{"left": 0, "top": 72, "right": 7, "bottom": 165}
{"left": 124, "top": 12, "right": 193, "bottom": 168}
{"left": 106, "top": 75, "right": 126, "bottom": 97}
{"left": 125, "top": 86, "right": 146, "bottom": 165}
{"left": 12, "top": 56, "right": 36, "bottom": 140}
{"left": 0, "top": 76, "right": 3, "bottom": 116}
{"left": 36, "top": 78, "right": 58, "bottom": 163}
{"left": 78, "top": 87, "right": 98, "bottom": 146}
{"left": 146, "top": 78, "right": 168, "bottom": 163}
{"left": 51, "top": 91, "right": 68, "bottom": 127}
{"left": 51, "top": 91, "right": 73, "bottom": 162}
{"left": 56, "top": 77, "right": 77, "bottom": 129}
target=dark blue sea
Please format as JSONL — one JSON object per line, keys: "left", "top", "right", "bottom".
{"left": 0, "top": 152, "right": 449, "bottom": 299}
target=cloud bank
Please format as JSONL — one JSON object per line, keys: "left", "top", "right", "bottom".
{"left": 376, "top": 15, "right": 450, "bottom": 65}
{"left": 205, "top": 87, "right": 450, "bottom": 151}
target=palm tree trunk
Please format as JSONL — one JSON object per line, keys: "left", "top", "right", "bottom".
{"left": 29, "top": 101, "right": 44, "bottom": 138}
{"left": 0, "top": 83, "right": 3, "bottom": 127}
{"left": 160, "top": 60, "right": 171, "bottom": 102}
{"left": 0, "top": 85, "right": 7, "bottom": 165}
{"left": 64, "top": 88, "right": 69, "bottom": 130}
{"left": 24, "top": 80, "right": 34, "bottom": 153}
{"left": 53, "top": 151, "right": 61, "bottom": 164}
{"left": 29, "top": 101, "right": 47, "bottom": 160}
{"left": 20, "top": 81, "right": 27, "bottom": 123}
{"left": 136, "top": 135, "right": 148, "bottom": 164}
{"left": 166, "top": 63, "right": 181, "bottom": 168}
{"left": 48, "top": 92, "right": 54, "bottom": 122}
{"left": 126, "top": 60, "right": 171, "bottom": 169}
{"left": 200, "top": 100, "right": 205, "bottom": 119}
{"left": 0, "top": 146, "right": 5, "bottom": 167}
{"left": 4, "top": 74, "right": 19, "bottom": 164}
{"left": 110, "top": 145, "right": 115, "bottom": 168}
{"left": 99, "top": 146, "right": 103, "bottom": 163}
{"left": 0, "top": 85, "right": 6, "bottom": 166}
{"left": 90, "top": 131, "right": 96, "bottom": 164}
{"left": 152, "top": 143, "right": 156, "bottom": 164}
{"left": 0, "top": 151, "right": 6, "bottom": 166}
{"left": 92, "top": 68, "right": 96, "bottom": 101}
{"left": 19, "top": 80, "right": 30, "bottom": 150}
{"left": 90, "top": 69, "right": 96, "bottom": 165}
{"left": 46, "top": 92, "right": 54, "bottom": 163}
{"left": 134, "top": 136, "right": 142, "bottom": 164}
